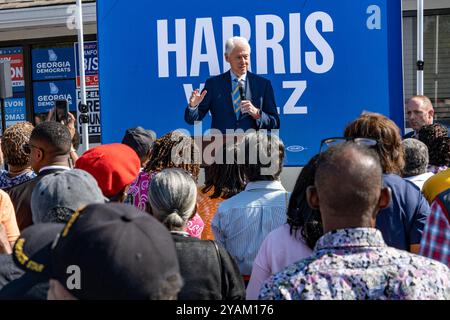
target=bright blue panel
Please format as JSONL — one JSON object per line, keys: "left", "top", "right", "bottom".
{"left": 97, "top": 0, "right": 403, "bottom": 165}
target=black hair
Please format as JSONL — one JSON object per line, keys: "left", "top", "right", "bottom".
{"left": 240, "top": 132, "right": 285, "bottom": 182}
{"left": 418, "top": 124, "right": 450, "bottom": 167}
{"left": 202, "top": 142, "right": 246, "bottom": 199}
{"left": 286, "top": 154, "right": 323, "bottom": 249}
{"left": 30, "top": 122, "right": 72, "bottom": 155}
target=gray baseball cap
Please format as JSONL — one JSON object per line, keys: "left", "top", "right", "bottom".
{"left": 31, "top": 169, "right": 106, "bottom": 224}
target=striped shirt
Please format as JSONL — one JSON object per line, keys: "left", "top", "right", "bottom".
{"left": 212, "top": 180, "right": 289, "bottom": 275}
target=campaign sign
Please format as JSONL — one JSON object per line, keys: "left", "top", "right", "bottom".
{"left": 97, "top": 0, "right": 403, "bottom": 165}
{"left": 33, "top": 80, "right": 76, "bottom": 114}
{"left": 74, "top": 41, "right": 99, "bottom": 88}
{"left": 5, "top": 98, "right": 26, "bottom": 126}
{"left": 0, "top": 98, "right": 26, "bottom": 134}
{"left": 32, "top": 47, "right": 76, "bottom": 81}
{"left": 0, "top": 47, "right": 25, "bottom": 92}
{"left": 77, "top": 88, "right": 101, "bottom": 144}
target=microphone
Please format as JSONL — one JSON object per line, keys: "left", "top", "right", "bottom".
{"left": 238, "top": 80, "right": 245, "bottom": 101}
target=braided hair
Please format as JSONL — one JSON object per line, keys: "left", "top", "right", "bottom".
{"left": 286, "top": 154, "right": 323, "bottom": 250}
{"left": 144, "top": 131, "right": 200, "bottom": 180}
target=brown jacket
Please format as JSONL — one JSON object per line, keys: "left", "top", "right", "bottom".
{"left": 6, "top": 169, "right": 66, "bottom": 231}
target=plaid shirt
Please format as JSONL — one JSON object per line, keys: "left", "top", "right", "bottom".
{"left": 420, "top": 192, "right": 450, "bottom": 268}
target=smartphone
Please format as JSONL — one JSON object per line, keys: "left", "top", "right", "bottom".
{"left": 54, "top": 100, "right": 69, "bottom": 123}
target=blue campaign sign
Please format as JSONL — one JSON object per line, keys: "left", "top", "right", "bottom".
{"left": 5, "top": 97, "right": 26, "bottom": 126}
{"left": 0, "top": 98, "right": 26, "bottom": 134}
{"left": 97, "top": 0, "right": 403, "bottom": 165}
{"left": 32, "top": 47, "right": 76, "bottom": 80}
{"left": 33, "top": 80, "right": 77, "bottom": 113}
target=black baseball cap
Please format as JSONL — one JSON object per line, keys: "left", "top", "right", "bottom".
{"left": 121, "top": 127, "right": 156, "bottom": 160}
{"left": 13, "top": 203, "right": 181, "bottom": 300}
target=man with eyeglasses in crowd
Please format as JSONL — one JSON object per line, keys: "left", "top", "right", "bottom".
{"left": 7, "top": 122, "right": 72, "bottom": 230}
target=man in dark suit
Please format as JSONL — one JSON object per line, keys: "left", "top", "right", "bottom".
{"left": 6, "top": 121, "right": 73, "bottom": 230}
{"left": 185, "top": 37, "right": 280, "bottom": 133}
{"left": 403, "top": 95, "right": 434, "bottom": 139}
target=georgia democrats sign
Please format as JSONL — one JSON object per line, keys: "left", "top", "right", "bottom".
{"left": 97, "top": 0, "right": 403, "bottom": 165}
{"left": 33, "top": 80, "right": 76, "bottom": 114}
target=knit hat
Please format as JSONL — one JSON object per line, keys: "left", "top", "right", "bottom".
{"left": 75, "top": 143, "right": 140, "bottom": 198}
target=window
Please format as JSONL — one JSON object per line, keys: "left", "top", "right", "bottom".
{"left": 403, "top": 12, "right": 450, "bottom": 126}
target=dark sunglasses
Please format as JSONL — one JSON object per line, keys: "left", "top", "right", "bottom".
{"left": 319, "top": 137, "right": 379, "bottom": 153}
{"left": 22, "top": 143, "right": 42, "bottom": 155}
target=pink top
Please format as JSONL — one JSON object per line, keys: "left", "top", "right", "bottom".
{"left": 246, "top": 224, "right": 312, "bottom": 300}
{"left": 127, "top": 171, "right": 204, "bottom": 239}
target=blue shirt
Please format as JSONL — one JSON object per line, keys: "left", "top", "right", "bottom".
{"left": 377, "top": 174, "right": 430, "bottom": 251}
{"left": 212, "top": 180, "right": 289, "bottom": 275}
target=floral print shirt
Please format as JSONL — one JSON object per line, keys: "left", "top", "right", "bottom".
{"left": 0, "top": 170, "right": 36, "bottom": 190}
{"left": 259, "top": 228, "right": 450, "bottom": 300}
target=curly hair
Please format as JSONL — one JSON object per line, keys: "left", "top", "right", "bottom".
{"left": 344, "top": 112, "right": 404, "bottom": 174}
{"left": 401, "top": 139, "right": 429, "bottom": 177}
{"left": 427, "top": 136, "right": 450, "bottom": 167}
{"left": 144, "top": 131, "right": 200, "bottom": 180}
{"left": 418, "top": 123, "right": 448, "bottom": 147}
{"left": 1, "top": 122, "right": 34, "bottom": 167}
{"left": 418, "top": 124, "right": 450, "bottom": 167}
{"left": 286, "top": 154, "right": 323, "bottom": 250}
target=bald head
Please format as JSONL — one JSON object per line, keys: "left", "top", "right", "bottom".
{"left": 313, "top": 143, "right": 385, "bottom": 222}
{"left": 406, "top": 95, "right": 434, "bottom": 131}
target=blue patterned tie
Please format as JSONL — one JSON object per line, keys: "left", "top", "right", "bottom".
{"left": 232, "top": 79, "right": 241, "bottom": 117}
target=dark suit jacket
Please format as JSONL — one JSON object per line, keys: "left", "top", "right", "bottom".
{"left": 184, "top": 71, "right": 280, "bottom": 133}
{"left": 403, "top": 131, "right": 416, "bottom": 139}
{"left": 6, "top": 169, "right": 66, "bottom": 231}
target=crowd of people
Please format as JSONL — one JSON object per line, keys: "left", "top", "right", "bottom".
{"left": 0, "top": 93, "right": 448, "bottom": 300}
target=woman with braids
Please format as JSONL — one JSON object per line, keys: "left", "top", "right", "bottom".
{"left": 197, "top": 142, "right": 246, "bottom": 240}
{"left": 246, "top": 155, "right": 323, "bottom": 299}
{"left": 126, "top": 131, "right": 205, "bottom": 238}
{"left": 0, "top": 122, "right": 36, "bottom": 189}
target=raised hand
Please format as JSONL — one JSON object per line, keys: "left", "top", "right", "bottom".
{"left": 189, "top": 89, "right": 208, "bottom": 108}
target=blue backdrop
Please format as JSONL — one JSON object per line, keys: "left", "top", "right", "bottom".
{"left": 97, "top": 0, "right": 403, "bottom": 165}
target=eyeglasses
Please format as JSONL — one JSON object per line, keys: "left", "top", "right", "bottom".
{"left": 319, "top": 137, "right": 379, "bottom": 153}
{"left": 22, "top": 143, "right": 43, "bottom": 155}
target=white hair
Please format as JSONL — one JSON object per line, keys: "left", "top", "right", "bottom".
{"left": 148, "top": 168, "right": 197, "bottom": 230}
{"left": 225, "top": 36, "right": 251, "bottom": 55}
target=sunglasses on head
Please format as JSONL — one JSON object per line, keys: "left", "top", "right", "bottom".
{"left": 319, "top": 137, "right": 379, "bottom": 153}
